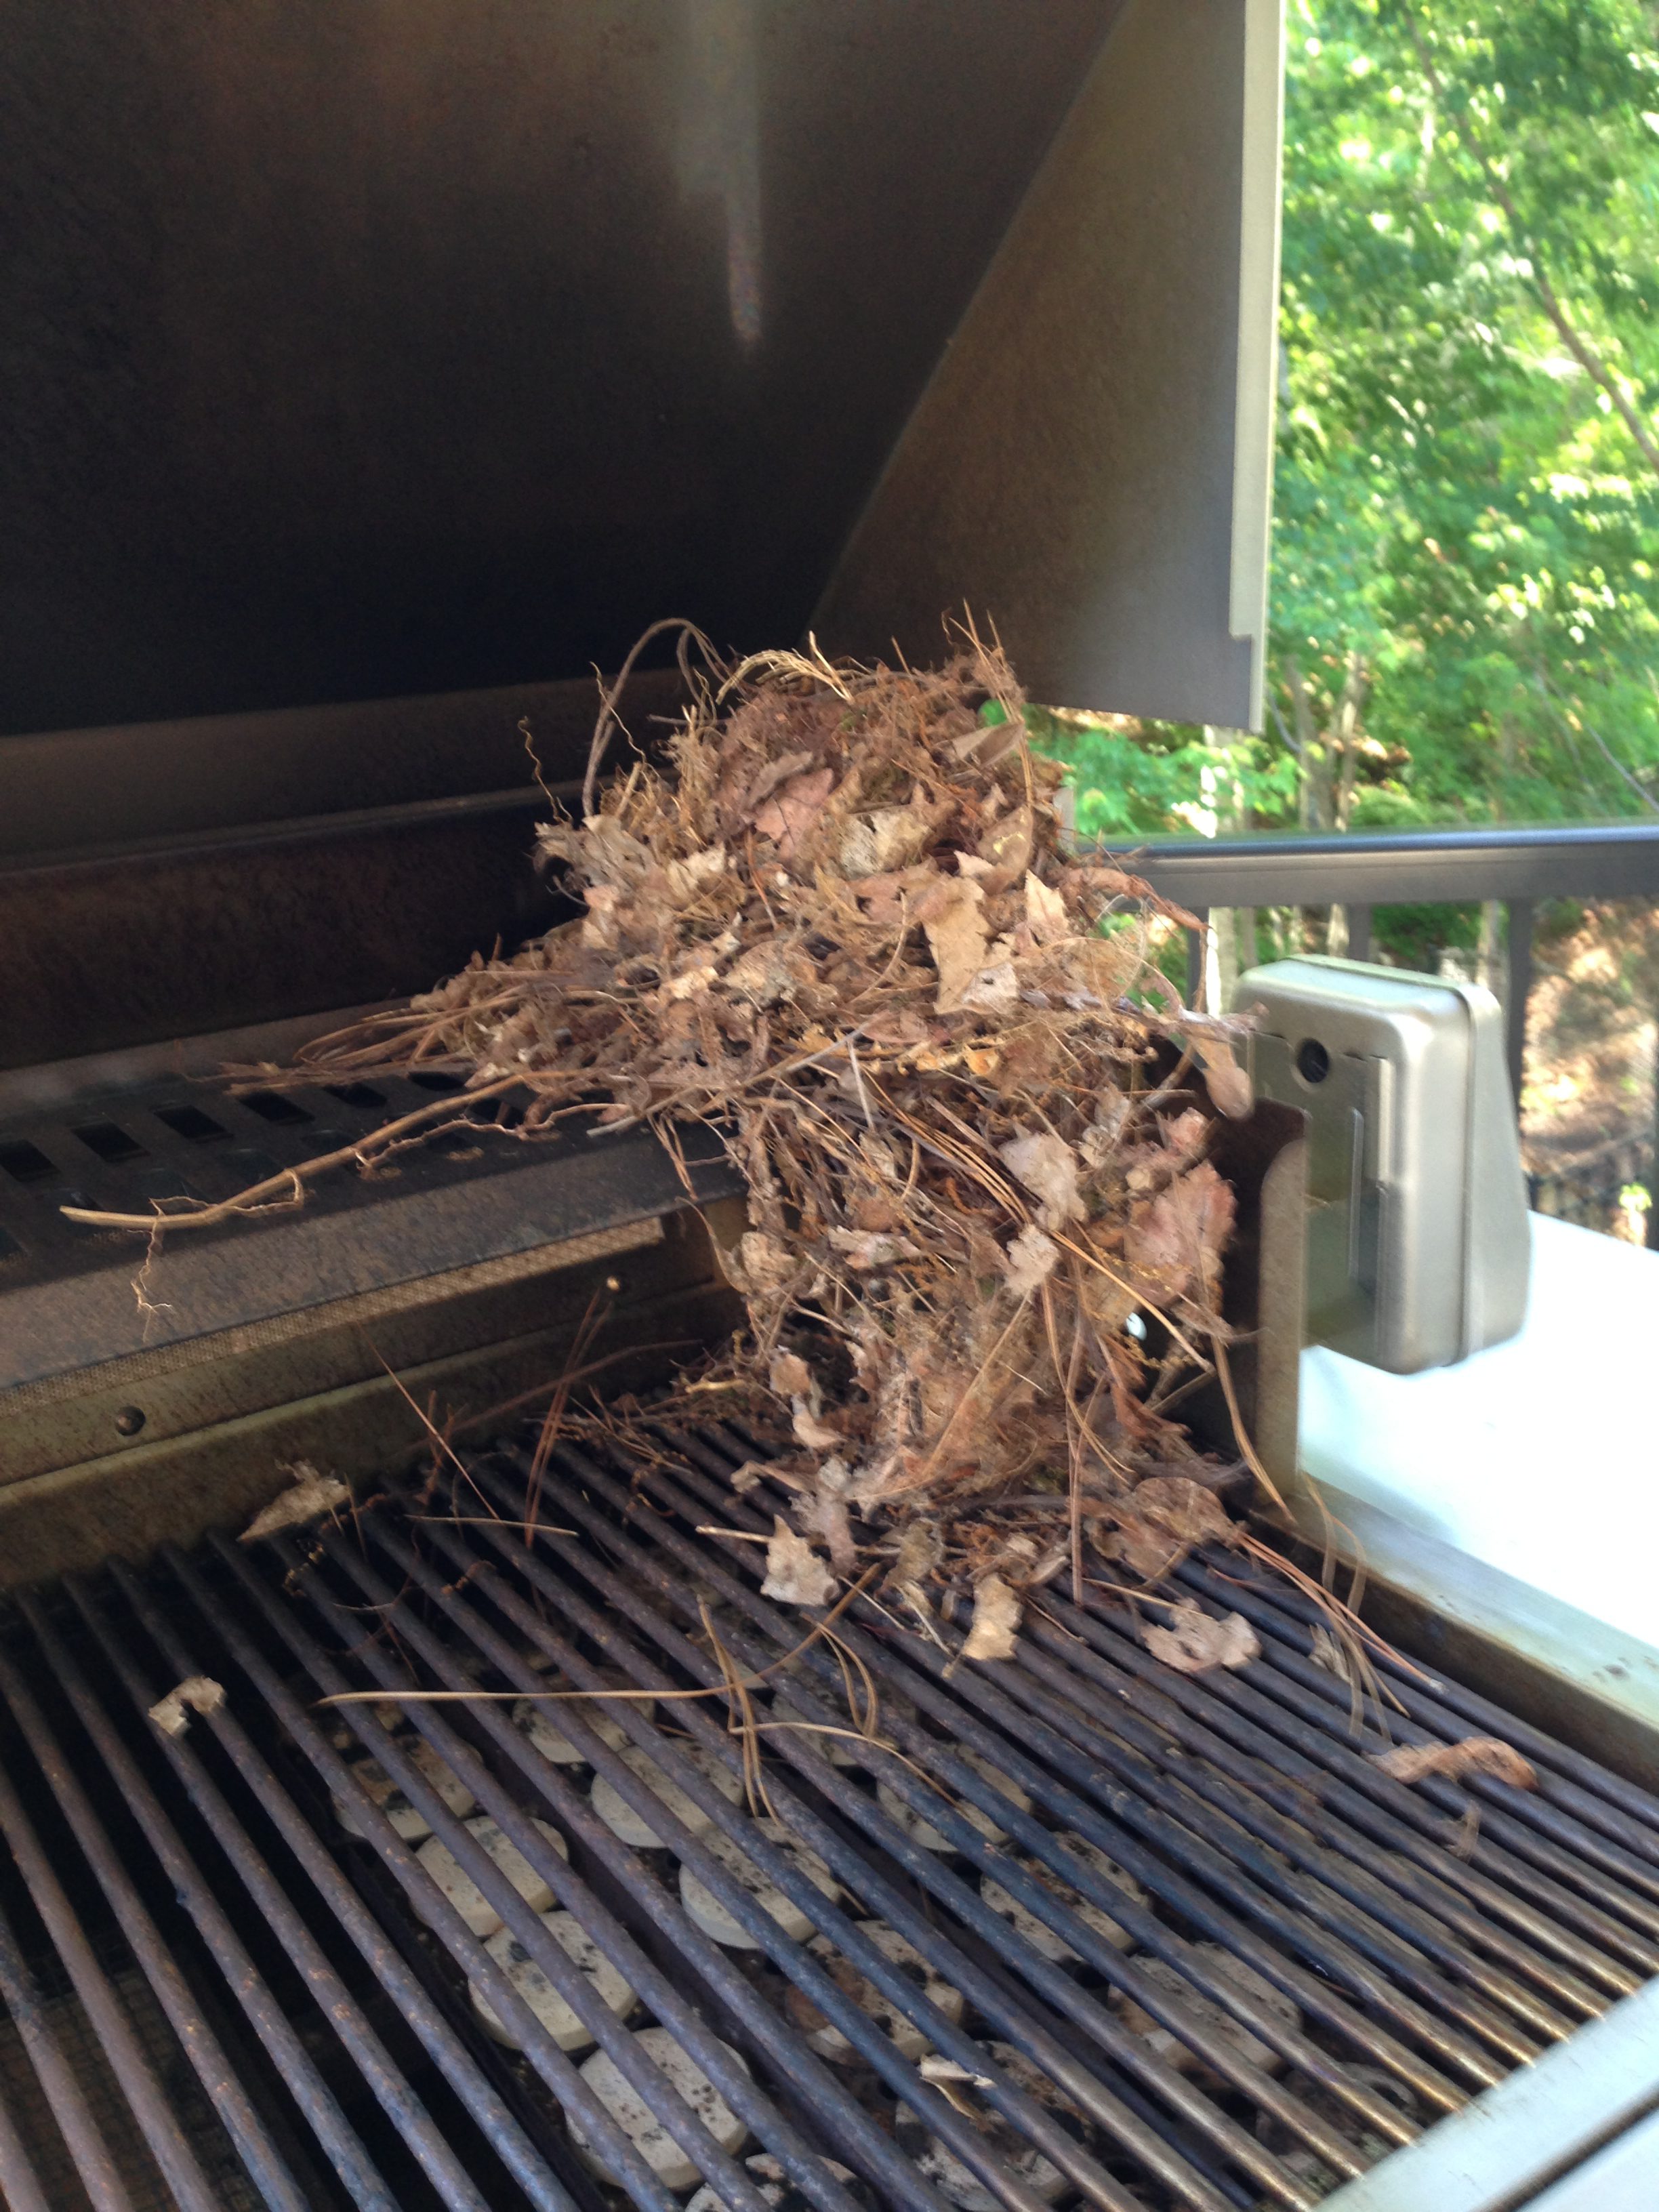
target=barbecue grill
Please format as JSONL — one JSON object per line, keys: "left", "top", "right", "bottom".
{"left": 1, "top": 5, "right": 1654, "bottom": 2207}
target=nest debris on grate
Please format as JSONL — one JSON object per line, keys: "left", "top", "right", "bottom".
{"left": 69, "top": 628, "right": 1399, "bottom": 1680}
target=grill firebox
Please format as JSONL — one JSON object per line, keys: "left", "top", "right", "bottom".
{"left": 0, "top": 1422, "right": 1652, "bottom": 2211}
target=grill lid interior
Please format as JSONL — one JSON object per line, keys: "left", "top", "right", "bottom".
{"left": 1, "top": 0, "right": 1277, "bottom": 757}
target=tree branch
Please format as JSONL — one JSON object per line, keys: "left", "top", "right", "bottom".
{"left": 1533, "top": 668, "right": 1659, "bottom": 815}
{"left": 1407, "top": 22, "right": 1659, "bottom": 487}
{"left": 1267, "top": 690, "right": 1302, "bottom": 760}
{"left": 1282, "top": 655, "right": 1326, "bottom": 830}
{"left": 1490, "top": 180, "right": 1659, "bottom": 484}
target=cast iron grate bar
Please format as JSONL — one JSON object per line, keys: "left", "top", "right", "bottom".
{"left": 0, "top": 1424, "right": 1649, "bottom": 2210}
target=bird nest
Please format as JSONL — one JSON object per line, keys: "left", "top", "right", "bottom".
{"left": 76, "top": 629, "right": 1380, "bottom": 1673}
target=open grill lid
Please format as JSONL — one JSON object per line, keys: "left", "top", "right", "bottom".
{"left": 1, "top": 1, "right": 1284, "bottom": 1069}
{"left": 0, "top": 4, "right": 1289, "bottom": 1543}
{"left": 0, "top": 2, "right": 1289, "bottom": 1500}
{"left": 1, "top": 0, "right": 1281, "bottom": 765}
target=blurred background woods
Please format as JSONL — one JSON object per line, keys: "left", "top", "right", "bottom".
{"left": 1035, "top": 0, "right": 1659, "bottom": 1236}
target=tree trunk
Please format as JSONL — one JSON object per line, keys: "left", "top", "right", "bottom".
{"left": 1284, "top": 653, "right": 1370, "bottom": 952}
{"left": 1478, "top": 900, "right": 1503, "bottom": 1001}
{"left": 1481, "top": 708, "right": 1515, "bottom": 1002}
{"left": 1323, "top": 653, "right": 1368, "bottom": 954}
{"left": 1200, "top": 725, "right": 1250, "bottom": 1010}
{"left": 1236, "top": 905, "right": 1258, "bottom": 975}
{"left": 1282, "top": 657, "right": 1326, "bottom": 831}
{"left": 1333, "top": 657, "right": 1365, "bottom": 832}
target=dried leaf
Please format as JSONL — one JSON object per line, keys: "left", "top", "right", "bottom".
{"left": 800, "top": 1481, "right": 859, "bottom": 1572}
{"left": 1023, "top": 872, "right": 1069, "bottom": 945}
{"left": 1096, "top": 1521, "right": 1185, "bottom": 1584}
{"left": 889, "top": 1520, "right": 943, "bottom": 1589}
{"left": 828, "top": 1227, "right": 921, "bottom": 1269}
{"left": 1080, "top": 1267, "right": 1138, "bottom": 1336}
{"left": 1127, "top": 1160, "right": 1235, "bottom": 1303}
{"left": 1370, "top": 1737, "right": 1537, "bottom": 1790}
{"left": 1143, "top": 1602, "right": 1260, "bottom": 1675}
{"left": 577, "top": 814, "right": 653, "bottom": 887}
{"left": 724, "top": 1231, "right": 796, "bottom": 1295}
{"left": 1162, "top": 1108, "right": 1209, "bottom": 1155}
{"left": 579, "top": 883, "right": 626, "bottom": 947}
{"left": 664, "top": 954, "right": 721, "bottom": 1000}
{"left": 918, "top": 2056, "right": 994, "bottom": 2088}
{"left": 241, "top": 1463, "right": 350, "bottom": 1542}
{"left": 752, "top": 766, "right": 836, "bottom": 857}
{"left": 1002, "top": 1223, "right": 1061, "bottom": 1297}
{"left": 738, "top": 749, "right": 817, "bottom": 815}
{"left": 1079, "top": 1101, "right": 1131, "bottom": 1170}
{"left": 958, "top": 962, "right": 1019, "bottom": 1015}
{"left": 662, "top": 844, "right": 728, "bottom": 905}
{"left": 1099, "top": 1473, "right": 1237, "bottom": 1585}
{"left": 1309, "top": 1624, "right": 1359, "bottom": 1688}
{"left": 1199, "top": 1040, "right": 1253, "bottom": 1120}
{"left": 761, "top": 1518, "right": 837, "bottom": 1607}
{"left": 1130, "top": 1475, "right": 1234, "bottom": 1548}
{"left": 769, "top": 1351, "right": 813, "bottom": 1397}
{"left": 1063, "top": 861, "right": 1195, "bottom": 921}
{"left": 977, "top": 803, "right": 1033, "bottom": 884}
{"left": 724, "top": 935, "right": 799, "bottom": 1006}
{"left": 952, "top": 712, "right": 1023, "bottom": 767}
{"left": 792, "top": 1403, "right": 843, "bottom": 1451}
{"left": 840, "top": 806, "right": 935, "bottom": 878}
{"left": 916, "top": 877, "right": 990, "bottom": 1013}
{"left": 962, "top": 1574, "right": 1022, "bottom": 1662}
{"left": 148, "top": 1676, "right": 225, "bottom": 1737}
{"left": 998, "top": 1131, "right": 1085, "bottom": 1231}
{"left": 750, "top": 2154, "right": 857, "bottom": 2188}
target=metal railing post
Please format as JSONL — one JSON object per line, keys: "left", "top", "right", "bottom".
{"left": 1504, "top": 901, "right": 1534, "bottom": 1123}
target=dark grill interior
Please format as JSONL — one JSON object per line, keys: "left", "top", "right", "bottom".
{"left": 0, "top": 1425, "right": 1652, "bottom": 2212}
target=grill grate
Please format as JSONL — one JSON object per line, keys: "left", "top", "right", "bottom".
{"left": 0, "top": 1959, "right": 265, "bottom": 2212}
{"left": 0, "top": 1427, "right": 1654, "bottom": 2211}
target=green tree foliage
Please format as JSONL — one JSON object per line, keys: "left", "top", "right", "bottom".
{"left": 1046, "top": 0, "right": 1659, "bottom": 841}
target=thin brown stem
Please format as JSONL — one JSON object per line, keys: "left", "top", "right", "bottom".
{"left": 60, "top": 1079, "right": 520, "bottom": 1233}
{"left": 1408, "top": 24, "right": 1659, "bottom": 485}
